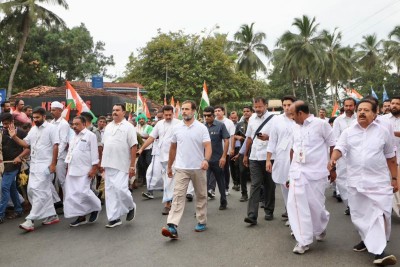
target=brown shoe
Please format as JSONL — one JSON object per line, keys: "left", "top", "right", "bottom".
{"left": 162, "top": 206, "right": 171, "bottom": 215}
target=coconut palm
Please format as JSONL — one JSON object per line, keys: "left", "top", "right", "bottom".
{"left": 354, "top": 34, "right": 383, "bottom": 73}
{"left": 276, "top": 15, "right": 325, "bottom": 113}
{"left": 320, "top": 29, "right": 354, "bottom": 103}
{"left": 0, "top": 0, "right": 69, "bottom": 98}
{"left": 230, "top": 23, "right": 271, "bottom": 79}
{"left": 384, "top": 26, "right": 400, "bottom": 75}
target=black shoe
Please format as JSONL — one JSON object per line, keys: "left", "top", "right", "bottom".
{"left": 260, "top": 202, "right": 265, "bottom": 209}
{"left": 207, "top": 190, "right": 215, "bottom": 199}
{"left": 219, "top": 205, "right": 227, "bottom": 210}
{"left": 264, "top": 212, "right": 274, "bottom": 221}
{"left": 281, "top": 212, "right": 288, "bottom": 218}
{"left": 332, "top": 190, "right": 337, "bottom": 197}
{"left": 239, "top": 195, "right": 248, "bottom": 202}
{"left": 344, "top": 206, "right": 350, "bottom": 216}
{"left": 70, "top": 216, "right": 87, "bottom": 227}
{"left": 88, "top": 211, "right": 99, "bottom": 223}
{"left": 336, "top": 194, "right": 343, "bottom": 202}
{"left": 353, "top": 241, "right": 367, "bottom": 252}
{"left": 244, "top": 217, "right": 257, "bottom": 225}
{"left": 105, "top": 219, "right": 122, "bottom": 228}
{"left": 186, "top": 194, "right": 193, "bottom": 202}
{"left": 126, "top": 206, "right": 136, "bottom": 221}
{"left": 373, "top": 251, "right": 397, "bottom": 266}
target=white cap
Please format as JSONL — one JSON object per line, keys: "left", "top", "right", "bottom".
{"left": 51, "top": 101, "right": 64, "bottom": 109}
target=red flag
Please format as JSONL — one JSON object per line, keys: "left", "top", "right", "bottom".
{"left": 331, "top": 101, "right": 339, "bottom": 117}
{"left": 140, "top": 94, "right": 151, "bottom": 119}
{"left": 170, "top": 96, "right": 175, "bottom": 107}
{"left": 175, "top": 101, "right": 181, "bottom": 118}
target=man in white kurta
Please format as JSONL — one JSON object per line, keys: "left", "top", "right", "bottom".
{"left": 101, "top": 104, "right": 138, "bottom": 228}
{"left": 332, "top": 98, "right": 356, "bottom": 214}
{"left": 139, "top": 105, "right": 180, "bottom": 215}
{"left": 9, "top": 107, "right": 60, "bottom": 232}
{"left": 266, "top": 96, "right": 296, "bottom": 219}
{"left": 50, "top": 101, "right": 70, "bottom": 204}
{"left": 383, "top": 96, "right": 400, "bottom": 217}
{"left": 64, "top": 116, "right": 101, "bottom": 227}
{"left": 330, "top": 100, "right": 398, "bottom": 266}
{"left": 287, "top": 101, "right": 335, "bottom": 254}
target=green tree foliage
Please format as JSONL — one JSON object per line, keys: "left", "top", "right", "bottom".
{"left": 120, "top": 30, "right": 267, "bottom": 105}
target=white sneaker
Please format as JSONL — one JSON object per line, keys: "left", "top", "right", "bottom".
{"left": 225, "top": 190, "right": 229, "bottom": 196}
{"left": 19, "top": 220, "right": 35, "bottom": 232}
{"left": 293, "top": 243, "right": 309, "bottom": 254}
{"left": 316, "top": 230, "right": 326, "bottom": 242}
{"left": 285, "top": 220, "right": 290, "bottom": 227}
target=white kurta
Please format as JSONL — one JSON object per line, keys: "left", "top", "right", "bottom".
{"left": 335, "top": 121, "right": 395, "bottom": 254}
{"left": 64, "top": 129, "right": 101, "bottom": 218}
{"left": 24, "top": 122, "right": 59, "bottom": 220}
{"left": 288, "top": 115, "right": 335, "bottom": 247}
{"left": 51, "top": 117, "right": 70, "bottom": 193}
{"left": 332, "top": 113, "right": 356, "bottom": 201}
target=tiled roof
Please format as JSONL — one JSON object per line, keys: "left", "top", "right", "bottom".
{"left": 70, "top": 81, "right": 144, "bottom": 89}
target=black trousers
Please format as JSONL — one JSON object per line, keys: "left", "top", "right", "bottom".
{"left": 137, "top": 149, "right": 152, "bottom": 183}
{"left": 239, "top": 154, "right": 250, "bottom": 196}
{"left": 247, "top": 160, "right": 275, "bottom": 219}
{"left": 229, "top": 147, "right": 241, "bottom": 186}
{"left": 207, "top": 161, "right": 227, "bottom": 205}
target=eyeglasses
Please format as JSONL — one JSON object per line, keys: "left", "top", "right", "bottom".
{"left": 203, "top": 114, "right": 213, "bottom": 117}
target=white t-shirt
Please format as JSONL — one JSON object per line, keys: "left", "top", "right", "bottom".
{"left": 216, "top": 117, "right": 235, "bottom": 154}
{"left": 102, "top": 119, "right": 138, "bottom": 173}
{"left": 150, "top": 118, "right": 180, "bottom": 162}
{"left": 171, "top": 120, "right": 211, "bottom": 169}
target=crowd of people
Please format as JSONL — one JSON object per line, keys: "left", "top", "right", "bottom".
{"left": 0, "top": 95, "right": 399, "bottom": 266}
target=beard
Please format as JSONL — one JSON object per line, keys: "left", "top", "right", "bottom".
{"left": 183, "top": 114, "right": 193, "bottom": 121}
{"left": 35, "top": 120, "right": 44, "bottom": 127}
{"left": 392, "top": 109, "right": 400, "bottom": 116}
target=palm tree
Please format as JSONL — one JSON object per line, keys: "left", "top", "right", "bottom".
{"left": 277, "top": 15, "right": 325, "bottom": 113}
{"left": 230, "top": 23, "right": 271, "bottom": 79}
{"left": 320, "top": 29, "right": 353, "bottom": 103}
{"left": 384, "top": 26, "right": 400, "bottom": 75}
{"left": 354, "top": 34, "right": 383, "bottom": 73}
{"left": 0, "top": 0, "right": 68, "bottom": 98}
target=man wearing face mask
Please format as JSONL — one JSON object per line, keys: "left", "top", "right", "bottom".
{"left": 9, "top": 107, "right": 60, "bottom": 232}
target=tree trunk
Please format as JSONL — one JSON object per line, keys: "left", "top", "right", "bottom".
{"left": 291, "top": 81, "right": 296, "bottom": 97}
{"left": 309, "top": 78, "right": 319, "bottom": 115}
{"left": 7, "top": 15, "right": 31, "bottom": 99}
{"left": 329, "top": 80, "right": 335, "bottom": 105}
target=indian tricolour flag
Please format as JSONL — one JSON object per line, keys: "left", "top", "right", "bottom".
{"left": 66, "top": 81, "right": 97, "bottom": 123}
{"left": 200, "top": 81, "right": 210, "bottom": 110}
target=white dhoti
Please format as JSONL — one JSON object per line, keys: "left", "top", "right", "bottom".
{"left": 146, "top": 155, "right": 164, "bottom": 191}
{"left": 335, "top": 157, "right": 348, "bottom": 202}
{"left": 104, "top": 167, "right": 135, "bottom": 221}
{"left": 55, "top": 159, "right": 68, "bottom": 194}
{"left": 26, "top": 170, "right": 57, "bottom": 221}
{"left": 287, "top": 178, "right": 330, "bottom": 247}
{"left": 348, "top": 185, "right": 393, "bottom": 254}
{"left": 272, "top": 158, "right": 290, "bottom": 207}
{"left": 161, "top": 162, "right": 175, "bottom": 203}
{"left": 64, "top": 174, "right": 101, "bottom": 218}
{"left": 393, "top": 191, "right": 400, "bottom": 217}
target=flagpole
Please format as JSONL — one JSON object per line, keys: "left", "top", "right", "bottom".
{"left": 164, "top": 65, "right": 168, "bottom": 102}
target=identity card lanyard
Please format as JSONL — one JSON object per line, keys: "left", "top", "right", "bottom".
{"left": 65, "top": 132, "right": 85, "bottom": 163}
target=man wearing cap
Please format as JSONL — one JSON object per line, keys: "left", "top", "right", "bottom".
{"left": 100, "top": 104, "right": 137, "bottom": 228}
{"left": 50, "top": 101, "right": 70, "bottom": 203}
{"left": 9, "top": 107, "right": 60, "bottom": 232}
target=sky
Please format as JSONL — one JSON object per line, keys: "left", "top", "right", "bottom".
{"left": 47, "top": 0, "right": 400, "bottom": 80}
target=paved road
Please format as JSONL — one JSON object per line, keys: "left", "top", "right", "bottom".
{"left": 1, "top": 184, "right": 399, "bottom": 267}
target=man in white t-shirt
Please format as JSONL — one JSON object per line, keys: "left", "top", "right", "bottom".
{"left": 161, "top": 101, "right": 211, "bottom": 239}
{"left": 101, "top": 104, "right": 138, "bottom": 228}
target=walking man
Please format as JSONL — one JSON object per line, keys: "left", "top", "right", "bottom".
{"left": 161, "top": 100, "right": 211, "bottom": 239}
{"left": 329, "top": 99, "right": 398, "bottom": 266}
{"left": 101, "top": 104, "right": 137, "bottom": 228}
{"left": 287, "top": 101, "right": 335, "bottom": 254}
{"left": 9, "top": 107, "right": 60, "bottom": 232}
{"left": 64, "top": 116, "right": 101, "bottom": 227}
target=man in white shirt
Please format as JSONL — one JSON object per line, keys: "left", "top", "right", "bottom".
{"left": 332, "top": 98, "right": 357, "bottom": 215}
{"left": 319, "top": 108, "right": 330, "bottom": 122}
{"left": 243, "top": 97, "right": 276, "bottom": 225}
{"left": 287, "top": 101, "right": 335, "bottom": 254}
{"left": 9, "top": 107, "right": 60, "bottom": 232}
{"left": 64, "top": 116, "right": 101, "bottom": 227}
{"left": 329, "top": 99, "right": 398, "bottom": 266}
{"left": 161, "top": 100, "right": 211, "bottom": 239}
{"left": 138, "top": 105, "right": 180, "bottom": 215}
{"left": 266, "top": 95, "right": 296, "bottom": 221}
{"left": 50, "top": 101, "right": 70, "bottom": 205}
{"left": 214, "top": 105, "right": 235, "bottom": 195}
{"left": 101, "top": 104, "right": 138, "bottom": 228}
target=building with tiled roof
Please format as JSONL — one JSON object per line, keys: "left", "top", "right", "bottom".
{"left": 10, "top": 84, "right": 161, "bottom": 119}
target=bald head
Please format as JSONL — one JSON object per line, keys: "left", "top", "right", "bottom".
{"left": 289, "top": 100, "right": 310, "bottom": 125}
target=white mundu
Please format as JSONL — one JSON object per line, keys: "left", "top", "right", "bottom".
{"left": 332, "top": 113, "right": 356, "bottom": 201}
{"left": 24, "top": 121, "right": 59, "bottom": 220}
{"left": 149, "top": 118, "right": 180, "bottom": 201}
{"left": 288, "top": 116, "right": 335, "bottom": 247}
{"left": 102, "top": 119, "right": 138, "bottom": 221}
{"left": 64, "top": 129, "right": 101, "bottom": 218}
{"left": 266, "top": 113, "right": 295, "bottom": 207}
{"left": 335, "top": 121, "right": 395, "bottom": 255}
